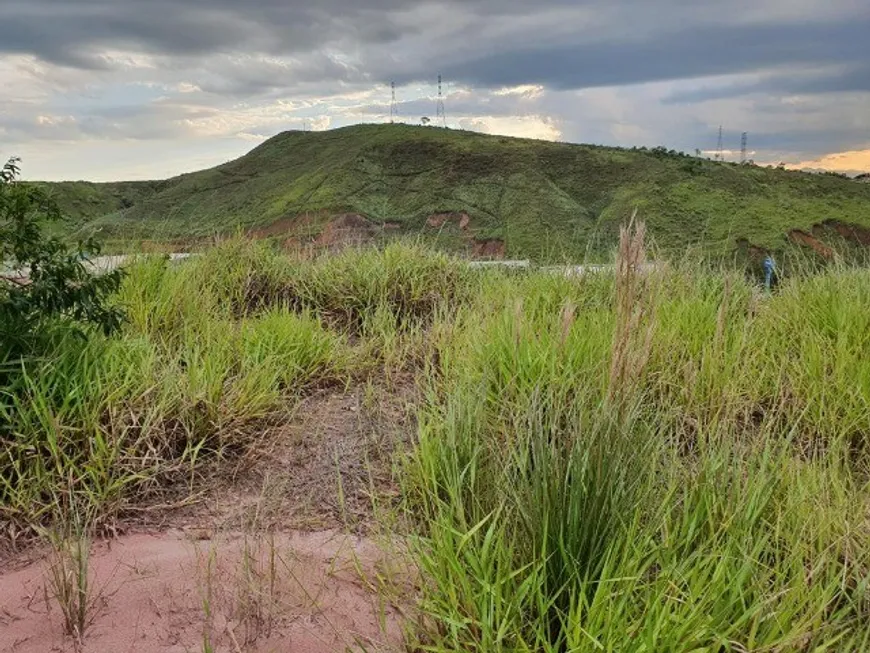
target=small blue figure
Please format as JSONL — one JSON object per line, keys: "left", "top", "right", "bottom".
{"left": 763, "top": 255, "right": 776, "bottom": 292}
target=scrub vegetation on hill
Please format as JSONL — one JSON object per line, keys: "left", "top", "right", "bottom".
{"left": 42, "top": 124, "right": 870, "bottom": 262}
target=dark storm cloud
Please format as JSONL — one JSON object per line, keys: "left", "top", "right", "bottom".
{"left": 3, "top": 0, "right": 870, "bottom": 175}
{"left": 3, "top": 0, "right": 865, "bottom": 91}
{"left": 743, "top": 127, "right": 867, "bottom": 155}
{"left": 0, "top": 0, "right": 418, "bottom": 70}
{"left": 431, "top": 20, "right": 870, "bottom": 91}
{"left": 663, "top": 65, "right": 870, "bottom": 104}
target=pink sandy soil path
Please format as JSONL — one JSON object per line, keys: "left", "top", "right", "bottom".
{"left": 0, "top": 529, "right": 409, "bottom": 652}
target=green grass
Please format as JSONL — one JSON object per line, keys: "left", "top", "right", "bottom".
{"left": 403, "top": 232, "right": 870, "bottom": 651}
{"left": 2, "top": 237, "right": 870, "bottom": 649}
{"left": 39, "top": 124, "right": 870, "bottom": 261}
{"left": 0, "top": 243, "right": 348, "bottom": 529}
{"left": 0, "top": 240, "right": 471, "bottom": 533}
{"left": 37, "top": 179, "right": 166, "bottom": 236}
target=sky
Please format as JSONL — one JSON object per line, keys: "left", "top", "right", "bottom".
{"left": 2, "top": 0, "right": 869, "bottom": 181}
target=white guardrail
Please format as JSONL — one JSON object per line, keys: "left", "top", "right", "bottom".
{"left": 473, "top": 261, "right": 665, "bottom": 275}
{"left": 2, "top": 253, "right": 194, "bottom": 284}
{"left": 5, "top": 254, "right": 658, "bottom": 285}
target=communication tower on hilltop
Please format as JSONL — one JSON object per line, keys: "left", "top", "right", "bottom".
{"left": 436, "top": 74, "right": 447, "bottom": 128}
{"left": 715, "top": 125, "right": 724, "bottom": 161}
{"left": 390, "top": 81, "right": 398, "bottom": 123}
{"left": 740, "top": 132, "right": 749, "bottom": 164}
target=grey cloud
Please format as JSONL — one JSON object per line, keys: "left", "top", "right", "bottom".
{"left": 0, "top": 0, "right": 424, "bottom": 66}
{"left": 749, "top": 128, "right": 870, "bottom": 158}
{"left": 4, "top": 1, "right": 865, "bottom": 88}
{"left": 663, "top": 65, "right": 870, "bottom": 104}
{"left": 194, "top": 53, "right": 366, "bottom": 97}
{"left": 2, "top": 0, "right": 869, "bottom": 172}
{"left": 355, "top": 89, "right": 541, "bottom": 119}
{"left": 2, "top": 100, "right": 209, "bottom": 142}
{"left": 427, "top": 20, "right": 870, "bottom": 92}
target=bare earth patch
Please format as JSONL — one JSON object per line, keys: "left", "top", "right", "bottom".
{"left": 161, "top": 379, "right": 416, "bottom": 534}
{"left": 315, "top": 215, "right": 379, "bottom": 250}
{"left": 425, "top": 212, "right": 471, "bottom": 230}
{"left": 0, "top": 381, "right": 418, "bottom": 651}
{"left": 0, "top": 530, "right": 408, "bottom": 652}
{"left": 788, "top": 229, "right": 834, "bottom": 259}
{"left": 473, "top": 238, "right": 506, "bottom": 259}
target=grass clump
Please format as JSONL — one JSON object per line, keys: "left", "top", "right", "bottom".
{"left": 0, "top": 238, "right": 466, "bottom": 536}
{"left": 290, "top": 241, "right": 474, "bottom": 335}
{"left": 405, "top": 225, "right": 870, "bottom": 651}
{"left": 0, "top": 243, "right": 348, "bottom": 536}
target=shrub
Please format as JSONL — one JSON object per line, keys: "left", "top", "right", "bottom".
{"left": 1, "top": 158, "right": 123, "bottom": 370}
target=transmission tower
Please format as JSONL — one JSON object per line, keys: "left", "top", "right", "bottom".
{"left": 436, "top": 74, "right": 447, "bottom": 128}
{"left": 740, "top": 132, "right": 748, "bottom": 164}
{"left": 390, "top": 81, "right": 398, "bottom": 123}
{"left": 715, "top": 125, "right": 724, "bottom": 161}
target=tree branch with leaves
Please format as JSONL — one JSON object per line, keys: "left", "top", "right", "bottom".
{"left": 1, "top": 157, "right": 125, "bottom": 369}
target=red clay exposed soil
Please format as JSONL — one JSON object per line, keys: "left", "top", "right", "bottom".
{"left": 821, "top": 220, "right": 870, "bottom": 246}
{"left": 425, "top": 212, "right": 471, "bottom": 230}
{"left": 788, "top": 230, "right": 834, "bottom": 259}
{"left": 250, "top": 213, "right": 320, "bottom": 239}
{"left": 314, "top": 214, "right": 379, "bottom": 249}
{"left": 251, "top": 214, "right": 408, "bottom": 253}
{"left": 0, "top": 382, "right": 418, "bottom": 652}
{"left": 251, "top": 217, "right": 303, "bottom": 239}
{"left": 0, "top": 531, "right": 408, "bottom": 653}
{"left": 472, "top": 238, "right": 506, "bottom": 259}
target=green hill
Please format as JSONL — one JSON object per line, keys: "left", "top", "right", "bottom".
{"left": 43, "top": 123, "right": 870, "bottom": 261}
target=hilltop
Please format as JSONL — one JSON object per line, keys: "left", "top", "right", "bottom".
{"left": 42, "top": 123, "right": 870, "bottom": 261}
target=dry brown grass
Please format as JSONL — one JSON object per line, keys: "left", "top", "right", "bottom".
{"left": 608, "top": 213, "right": 659, "bottom": 404}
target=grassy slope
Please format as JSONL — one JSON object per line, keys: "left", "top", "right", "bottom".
{"left": 40, "top": 180, "right": 166, "bottom": 230}
{"left": 47, "top": 124, "right": 870, "bottom": 259}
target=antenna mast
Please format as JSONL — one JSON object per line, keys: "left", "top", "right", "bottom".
{"left": 436, "top": 74, "right": 447, "bottom": 128}
{"left": 715, "top": 125, "right": 724, "bottom": 161}
{"left": 390, "top": 81, "right": 398, "bottom": 123}
{"left": 740, "top": 132, "right": 748, "bottom": 164}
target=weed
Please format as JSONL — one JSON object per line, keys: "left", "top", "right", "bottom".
{"left": 41, "top": 506, "right": 106, "bottom": 644}
{"left": 403, "top": 235, "right": 870, "bottom": 650}
{"left": 195, "top": 545, "right": 218, "bottom": 653}
{"left": 231, "top": 534, "right": 281, "bottom": 646}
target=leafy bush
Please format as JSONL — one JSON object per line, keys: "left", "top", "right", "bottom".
{"left": 1, "top": 158, "right": 123, "bottom": 370}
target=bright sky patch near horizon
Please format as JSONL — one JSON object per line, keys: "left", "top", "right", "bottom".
{"left": 2, "top": 0, "right": 869, "bottom": 181}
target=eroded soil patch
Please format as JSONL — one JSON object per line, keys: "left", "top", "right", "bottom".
{"left": 0, "top": 531, "right": 408, "bottom": 653}
{"left": 0, "top": 380, "right": 418, "bottom": 651}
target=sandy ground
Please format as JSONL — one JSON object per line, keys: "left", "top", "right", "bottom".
{"left": 0, "top": 382, "right": 418, "bottom": 652}
{"left": 0, "top": 529, "right": 409, "bottom": 652}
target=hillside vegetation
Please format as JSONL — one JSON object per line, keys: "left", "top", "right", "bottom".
{"left": 43, "top": 124, "right": 870, "bottom": 261}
